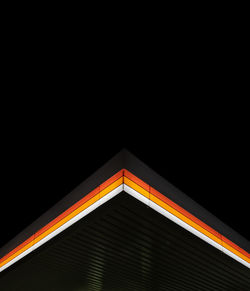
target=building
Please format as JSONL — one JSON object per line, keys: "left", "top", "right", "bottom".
{"left": 0, "top": 150, "right": 249, "bottom": 290}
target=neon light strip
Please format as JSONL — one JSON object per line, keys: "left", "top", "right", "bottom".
{"left": 124, "top": 184, "right": 250, "bottom": 269}
{"left": 0, "top": 172, "right": 124, "bottom": 271}
{"left": 0, "top": 185, "right": 124, "bottom": 272}
{"left": 124, "top": 170, "right": 250, "bottom": 260}
{"left": 123, "top": 173, "right": 250, "bottom": 263}
{"left": 0, "top": 169, "right": 249, "bottom": 272}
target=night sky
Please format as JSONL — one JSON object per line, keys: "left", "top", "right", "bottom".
{"left": 1, "top": 21, "right": 249, "bottom": 250}
{"left": 1, "top": 104, "right": 249, "bottom": 251}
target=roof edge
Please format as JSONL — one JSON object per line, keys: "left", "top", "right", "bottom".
{"left": 1, "top": 149, "right": 249, "bottom": 260}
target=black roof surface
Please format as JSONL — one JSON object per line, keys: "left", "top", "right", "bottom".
{"left": 1, "top": 149, "right": 249, "bottom": 259}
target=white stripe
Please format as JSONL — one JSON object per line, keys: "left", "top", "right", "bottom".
{"left": 0, "top": 184, "right": 123, "bottom": 273}
{"left": 222, "top": 245, "right": 249, "bottom": 268}
{"left": 1, "top": 183, "right": 249, "bottom": 272}
{"left": 123, "top": 184, "right": 149, "bottom": 206}
{"left": 124, "top": 185, "right": 250, "bottom": 269}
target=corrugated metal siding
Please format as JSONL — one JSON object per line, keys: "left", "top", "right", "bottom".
{"left": 0, "top": 193, "right": 249, "bottom": 290}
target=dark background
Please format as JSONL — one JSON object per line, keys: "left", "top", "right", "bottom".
{"left": 1, "top": 103, "right": 249, "bottom": 249}
{"left": 1, "top": 10, "right": 249, "bottom": 251}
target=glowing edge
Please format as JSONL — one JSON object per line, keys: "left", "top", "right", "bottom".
{"left": 124, "top": 184, "right": 250, "bottom": 269}
{"left": 1, "top": 183, "right": 249, "bottom": 273}
{"left": 0, "top": 184, "right": 124, "bottom": 273}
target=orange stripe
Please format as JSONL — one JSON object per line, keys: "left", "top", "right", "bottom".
{"left": 124, "top": 177, "right": 150, "bottom": 199}
{"left": 0, "top": 236, "right": 35, "bottom": 268}
{"left": 124, "top": 170, "right": 249, "bottom": 262}
{"left": 100, "top": 177, "right": 123, "bottom": 198}
{"left": 0, "top": 177, "right": 123, "bottom": 268}
{"left": 36, "top": 170, "right": 123, "bottom": 239}
{"left": 0, "top": 235, "right": 34, "bottom": 264}
{"left": 1, "top": 169, "right": 249, "bottom": 269}
{"left": 222, "top": 235, "right": 250, "bottom": 259}
{"left": 0, "top": 171, "right": 123, "bottom": 268}
{"left": 124, "top": 170, "right": 221, "bottom": 239}
{"left": 124, "top": 170, "right": 150, "bottom": 192}
{"left": 35, "top": 186, "right": 100, "bottom": 239}
{"left": 124, "top": 177, "right": 249, "bottom": 263}
{"left": 33, "top": 177, "right": 124, "bottom": 251}
{"left": 100, "top": 170, "right": 123, "bottom": 191}
{"left": 151, "top": 193, "right": 249, "bottom": 263}
{"left": 33, "top": 177, "right": 122, "bottom": 255}
{"left": 222, "top": 240, "right": 250, "bottom": 263}
{"left": 124, "top": 177, "right": 222, "bottom": 245}
{"left": 150, "top": 187, "right": 222, "bottom": 239}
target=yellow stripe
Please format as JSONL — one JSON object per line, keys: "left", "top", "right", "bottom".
{"left": 0, "top": 239, "right": 34, "bottom": 268}
{"left": 1, "top": 176, "right": 249, "bottom": 268}
{"left": 150, "top": 194, "right": 222, "bottom": 245}
{"left": 100, "top": 177, "right": 123, "bottom": 198}
{"left": 125, "top": 179, "right": 249, "bottom": 264}
{"left": 222, "top": 241, "right": 250, "bottom": 263}
{"left": 125, "top": 177, "right": 220, "bottom": 243}
{"left": 33, "top": 194, "right": 100, "bottom": 244}
{"left": 0, "top": 178, "right": 123, "bottom": 268}
{"left": 124, "top": 177, "right": 150, "bottom": 198}
{"left": 34, "top": 177, "right": 123, "bottom": 245}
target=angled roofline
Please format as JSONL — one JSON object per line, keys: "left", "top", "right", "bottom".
{"left": 0, "top": 149, "right": 249, "bottom": 272}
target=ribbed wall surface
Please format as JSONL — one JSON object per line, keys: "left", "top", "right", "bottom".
{"left": 0, "top": 193, "right": 249, "bottom": 290}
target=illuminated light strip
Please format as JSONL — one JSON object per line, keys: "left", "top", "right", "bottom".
{"left": 35, "top": 171, "right": 124, "bottom": 240}
{"left": 123, "top": 184, "right": 250, "bottom": 269}
{"left": 124, "top": 176, "right": 250, "bottom": 264}
{"left": 0, "top": 184, "right": 124, "bottom": 273}
{"left": 124, "top": 170, "right": 250, "bottom": 261}
{"left": 1, "top": 169, "right": 249, "bottom": 272}
{"left": 32, "top": 176, "right": 124, "bottom": 251}
{"left": 221, "top": 234, "right": 249, "bottom": 258}
{"left": 0, "top": 170, "right": 124, "bottom": 266}
{"left": 124, "top": 177, "right": 222, "bottom": 243}
{"left": 0, "top": 175, "right": 124, "bottom": 272}
{"left": 124, "top": 176, "right": 249, "bottom": 263}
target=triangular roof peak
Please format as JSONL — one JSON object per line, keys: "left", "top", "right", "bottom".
{"left": 0, "top": 150, "right": 249, "bottom": 272}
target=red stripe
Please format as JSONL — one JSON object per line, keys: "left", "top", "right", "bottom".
{"left": 100, "top": 170, "right": 123, "bottom": 191}
{"left": 124, "top": 169, "right": 249, "bottom": 259}
{"left": 35, "top": 186, "right": 100, "bottom": 239}
{"left": 222, "top": 235, "right": 250, "bottom": 259}
{"left": 149, "top": 187, "right": 221, "bottom": 239}
{"left": 124, "top": 170, "right": 150, "bottom": 191}
{"left": 1, "top": 169, "right": 249, "bottom": 267}
{"left": 0, "top": 235, "right": 35, "bottom": 264}
{"left": 0, "top": 170, "right": 124, "bottom": 264}
{"left": 35, "top": 169, "right": 123, "bottom": 239}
